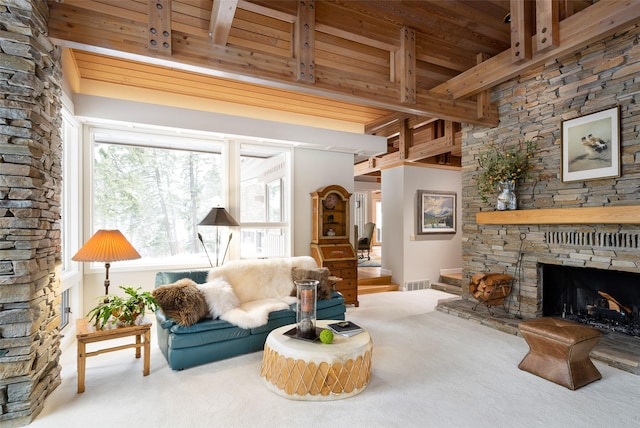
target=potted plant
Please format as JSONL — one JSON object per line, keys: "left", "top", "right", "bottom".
{"left": 87, "top": 286, "right": 158, "bottom": 329}
{"left": 477, "top": 139, "right": 537, "bottom": 209}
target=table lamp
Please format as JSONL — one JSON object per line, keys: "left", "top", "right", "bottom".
{"left": 72, "top": 229, "right": 141, "bottom": 296}
{"left": 198, "top": 207, "right": 239, "bottom": 267}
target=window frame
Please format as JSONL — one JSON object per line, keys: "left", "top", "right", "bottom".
{"left": 80, "top": 122, "right": 293, "bottom": 273}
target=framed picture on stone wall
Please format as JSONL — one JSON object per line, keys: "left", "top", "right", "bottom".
{"left": 416, "top": 190, "right": 456, "bottom": 235}
{"left": 561, "top": 106, "right": 620, "bottom": 182}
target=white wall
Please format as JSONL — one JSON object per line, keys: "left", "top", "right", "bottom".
{"left": 293, "top": 148, "right": 355, "bottom": 255}
{"left": 382, "top": 165, "right": 462, "bottom": 288}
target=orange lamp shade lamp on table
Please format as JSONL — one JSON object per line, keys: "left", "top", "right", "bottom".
{"left": 72, "top": 229, "right": 141, "bottom": 296}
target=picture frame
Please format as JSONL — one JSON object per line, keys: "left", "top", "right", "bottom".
{"left": 416, "top": 190, "right": 456, "bottom": 235}
{"left": 561, "top": 106, "right": 620, "bottom": 182}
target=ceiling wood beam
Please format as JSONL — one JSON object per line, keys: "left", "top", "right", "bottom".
{"left": 49, "top": 37, "right": 497, "bottom": 126}
{"left": 436, "top": 0, "right": 640, "bottom": 99}
{"left": 148, "top": 0, "right": 172, "bottom": 55}
{"left": 444, "top": 120, "right": 453, "bottom": 148}
{"left": 295, "top": 0, "right": 315, "bottom": 84}
{"left": 476, "top": 52, "right": 491, "bottom": 120}
{"left": 536, "top": 0, "right": 560, "bottom": 53}
{"left": 399, "top": 118, "right": 411, "bottom": 160}
{"left": 354, "top": 124, "right": 462, "bottom": 176}
{"left": 48, "top": 0, "right": 503, "bottom": 126}
{"left": 364, "top": 112, "right": 411, "bottom": 135}
{"left": 400, "top": 27, "right": 416, "bottom": 104}
{"left": 209, "top": 0, "right": 239, "bottom": 46}
{"left": 510, "top": 0, "right": 533, "bottom": 64}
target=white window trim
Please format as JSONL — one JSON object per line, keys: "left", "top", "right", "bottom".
{"left": 79, "top": 121, "right": 294, "bottom": 272}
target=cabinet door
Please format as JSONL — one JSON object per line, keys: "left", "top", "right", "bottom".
{"left": 321, "top": 191, "right": 347, "bottom": 239}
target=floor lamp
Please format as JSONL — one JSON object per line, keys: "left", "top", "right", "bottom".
{"left": 198, "top": 207, "right": 239, "bottom": 267}
{"left": 72, "top": 229, "right": 141, "bottom": 298}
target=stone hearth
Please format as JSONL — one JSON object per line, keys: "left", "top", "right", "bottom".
{"left": 437, "top": 298, "right": 640, "bottom": 375}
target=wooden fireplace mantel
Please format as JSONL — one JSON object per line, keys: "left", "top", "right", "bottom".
{"left": 476, "top": 205, "right": 640, "bottom": 225}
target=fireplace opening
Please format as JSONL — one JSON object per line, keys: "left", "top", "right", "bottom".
{"left": 541, "top": 264, "right": 640, "bottom": 337}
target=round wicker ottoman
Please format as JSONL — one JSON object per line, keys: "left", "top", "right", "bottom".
{"left": 260, "top": 320, "right": 373, "bottom": 400}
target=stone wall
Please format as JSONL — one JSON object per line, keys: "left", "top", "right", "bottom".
{"left": 462, "top": 24, "right": 640, "bottom": 319}
{"left": 0, "top": 0, "right": 62, "bottom": 425}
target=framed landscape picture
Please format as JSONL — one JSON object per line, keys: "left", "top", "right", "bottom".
{"left": 416, "top": 190, "right": 456, "bottom": 235}
{"left": 561, "top": 106, "right": 620, "bottom": 182}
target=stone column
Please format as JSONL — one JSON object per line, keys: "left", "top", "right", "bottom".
{"left": 0, "top": 0, "right": 63, "bottom": 425}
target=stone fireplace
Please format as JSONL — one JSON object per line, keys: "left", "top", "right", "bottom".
{"left": 459, "top": 24, "right": 640, "bottom": 373}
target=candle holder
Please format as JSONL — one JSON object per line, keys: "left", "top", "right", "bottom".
{"left": 295, "top": 279, "right": 318, "bottom": 339}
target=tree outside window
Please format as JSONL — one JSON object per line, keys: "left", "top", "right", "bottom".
{"left": 93, "top": 141, "right": 223, "bottom": 263}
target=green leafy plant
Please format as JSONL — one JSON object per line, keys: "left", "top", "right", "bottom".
{"left": 87, "top": 286, "right": 158, "bottom": 329}
{"left": 477, "top": 139, "right": 537, "bottom": 204}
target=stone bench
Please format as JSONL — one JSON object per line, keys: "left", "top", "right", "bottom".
{"left": 518, "top": 317, "right": 602, "bottom": 390}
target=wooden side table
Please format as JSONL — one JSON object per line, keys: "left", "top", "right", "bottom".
{"left": 76, "top": 317, "right": 151, "bottom": 393}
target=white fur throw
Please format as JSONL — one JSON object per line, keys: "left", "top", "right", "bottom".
{"left": 220, "top": 297, "right": 296, "bottom": 329}
{"left": 197, "top": 278, "right": 240, "bottom": 319}
{"left": 202, "top": 256, "right": 318, "bottom": 329}
{"left": 206, "top": 256, "right": 317, "bottom": 303}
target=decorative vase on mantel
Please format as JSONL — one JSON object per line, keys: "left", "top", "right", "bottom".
{"left": 496, "top": 181, "right": 517, "bottom": 211}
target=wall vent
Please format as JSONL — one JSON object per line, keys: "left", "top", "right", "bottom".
{"left": 402, "top": 279, "right": 430, "bottom": 291}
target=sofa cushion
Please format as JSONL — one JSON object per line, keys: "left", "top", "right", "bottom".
{"left": 291, "top": 267, "right": 332, "bottom": 300}
{"left": 169, "top": 323, "right": 250, "bottom": 349}
{"left": 197, "top": 277, "right": 240, "bottom": 318}
{"left": 152, "top": 278, "right": 209, "bottom": 327}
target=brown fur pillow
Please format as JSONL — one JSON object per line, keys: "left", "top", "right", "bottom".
{"left": 152, "top": 278, "right": 209, "bottom": 326}
{"left": 290, "top": 267, "right": 332, "bottom": 300}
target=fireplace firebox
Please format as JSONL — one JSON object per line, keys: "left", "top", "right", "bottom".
{"left": 541, "top": 264, "right": 640, "bottom": 337}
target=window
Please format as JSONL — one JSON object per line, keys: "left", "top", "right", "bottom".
{"left": 91, "top": 127, "right": 225, "bottom": 266}
{"left": 239, "top": 144, "right": 290, "bottom": 258}
{"left": 60, "top": 100, "right": 82, "bottom": 338}
{"left": 86, "top": 126, "right": 292, "bottom": 267}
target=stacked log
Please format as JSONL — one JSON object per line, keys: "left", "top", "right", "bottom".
{"left": 469, "top": 273, "right": 514, "bottom": 306}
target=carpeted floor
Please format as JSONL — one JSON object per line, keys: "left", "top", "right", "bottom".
{"left": 31, "top": 290, "right": 640, "bottom": 428}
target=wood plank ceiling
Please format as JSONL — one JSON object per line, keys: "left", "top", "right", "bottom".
{"left": 46, "top": 0, "right": 638, "bottom": 177}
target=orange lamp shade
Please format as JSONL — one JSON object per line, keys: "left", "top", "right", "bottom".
{"left": 72, "top": 229, "right": 141, "bottom": 262}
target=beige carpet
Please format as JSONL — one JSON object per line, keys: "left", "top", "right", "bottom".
{"left": 31, "top": 290, "right": 639, "bottom": 428}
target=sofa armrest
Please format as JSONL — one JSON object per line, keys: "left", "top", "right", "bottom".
{"left": 330, "top": 290, "right": 345, "bottom": 301}
{"left": 155, "top": 309, "right": 176, "bottom": 329}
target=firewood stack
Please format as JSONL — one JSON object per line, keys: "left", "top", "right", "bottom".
{"left": 469, "top": 273, "right": 514, "bottom": 313}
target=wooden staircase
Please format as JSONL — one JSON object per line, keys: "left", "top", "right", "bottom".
{"left": 357, "top": 269, "right": 399, "bottom": 295}
{"left": 431, "top": 271, "right": 464, "bottom": 296}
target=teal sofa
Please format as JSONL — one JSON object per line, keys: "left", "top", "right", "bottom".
{"left": 154, "top": 269, "right": 346, "bottom": 370}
